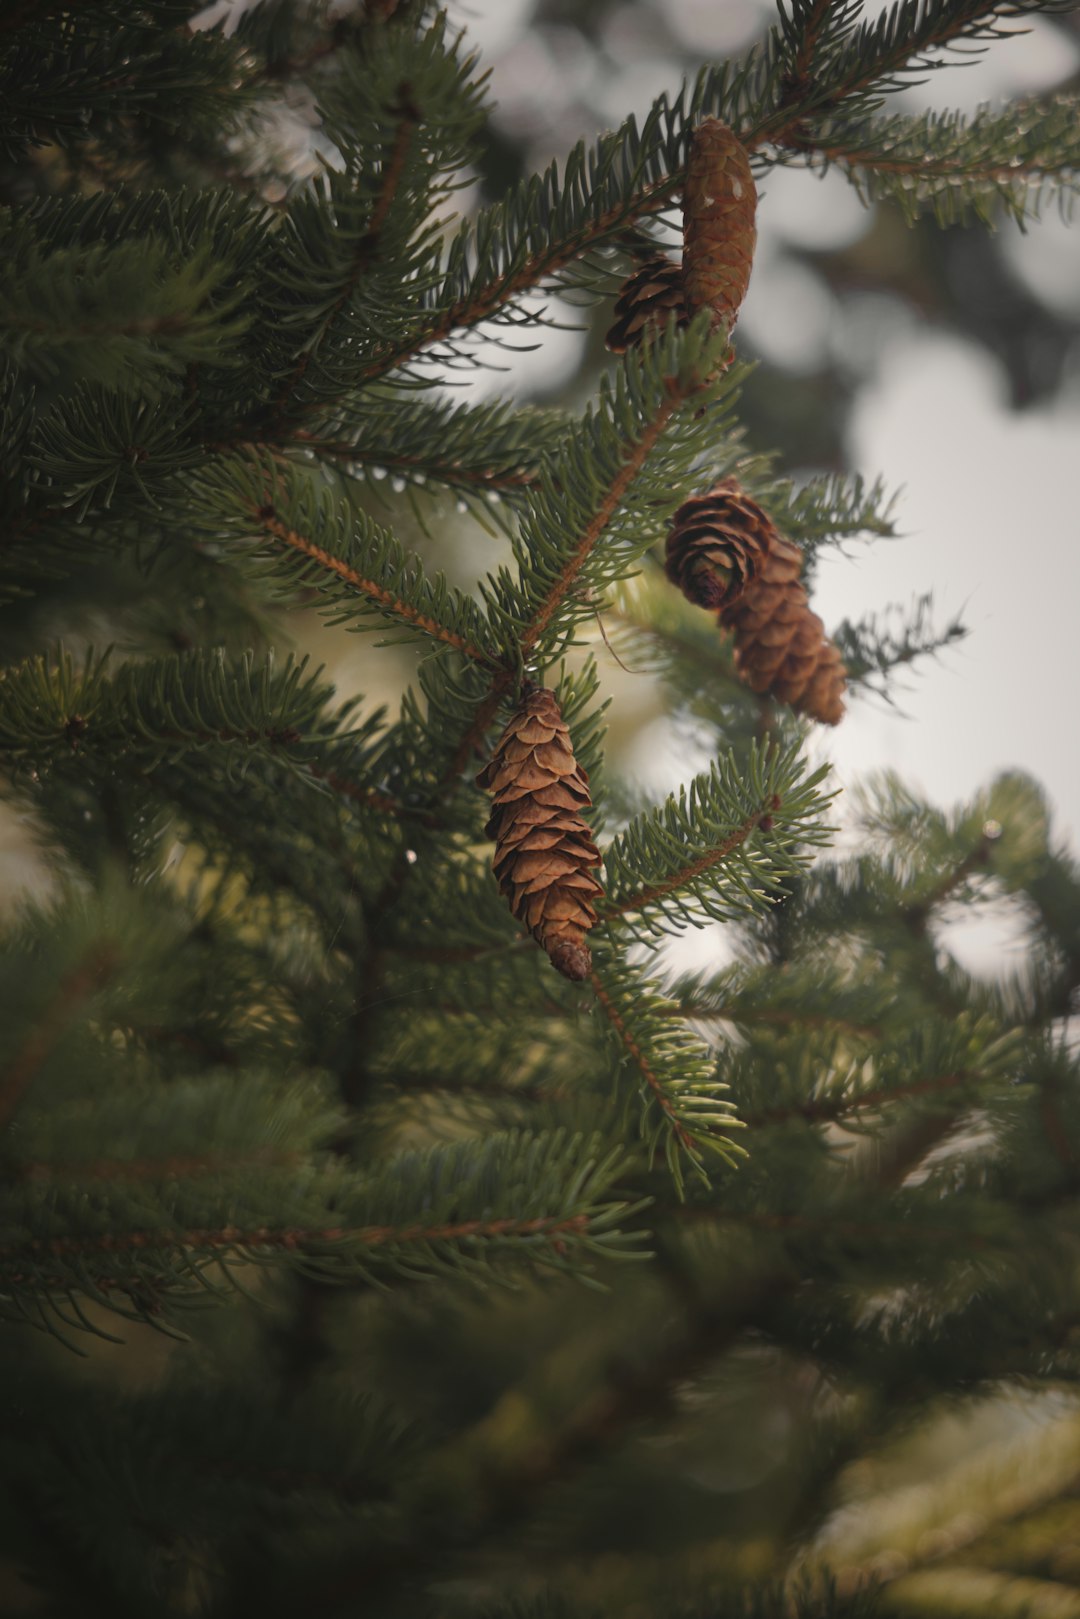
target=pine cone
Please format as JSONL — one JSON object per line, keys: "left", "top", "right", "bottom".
{"left": 664, "top": 478, "right": 771, "bottom": 610}
{"left": 682, "top": 119, "right": 757, "bottom": 330}
{"left": 605, "top": 256, "right": 688, "bottom": 354}
{"left": 719, "top": 527, "right": 847, "bottom": 726}
{"left": 476, "top": 686, "right": 603, "bottom": 981}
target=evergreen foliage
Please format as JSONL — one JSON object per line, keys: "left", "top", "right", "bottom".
{"left": 1, "top": 1, "right": 1079, "bottom": 1615}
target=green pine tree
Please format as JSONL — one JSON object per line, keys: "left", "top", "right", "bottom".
{"left": 2, "top": 3, "right": 1080, "bottom": 1615}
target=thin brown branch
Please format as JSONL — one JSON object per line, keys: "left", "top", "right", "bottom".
{"left": 1, "top": 1211, "right": 592, "bottom": 1267}
{"left": 350, "top": 174, "right": 681, "bottom": 391}
{"left": 304, "top": 763, "right": 435, "bottom": 824}
{"left": 597, "top": 807, "right": 765, "bottom": 922}
{"left": 793, "top": 0, "right": 833, "bottom": 85}
{"left": 670, "top": 1002, "right": 882, "bottom": 1040}
{"left": 671, "top": 1207, "right": 990, "bottom": 1250}
{"left": 313, "top": 1270, "right": 791, "bottom": 1611}
{"left": 751, "top": 0, "right": 1029, "bottom": 151}
{"left": 281, "top": 431, "right": 542, "bottom": 492}
{"left": 904, "top": 836, "right": 993, "bottom": 937}
{"left": 526, "top": 390, "right": 684, "bottom": 652}
{"left": 251, "top": 505, "right": 495, "bottom": 665}
{"left": 774, "top": 0, "right": 834, "bottom": 122}
{"left": 16, "top": 1146, "right": 303, "bottom": 1184}
{"left": 589, "top": 970, "right": 698, "bottom": 1154}
{"left": 0, "top": 944, "right": 119, "bottom": 1133}
{"left": 1039, "top": 1080, "right": 1078, "bottom": 1180}
{"left": 800, "top": 139, "right": 1073, "bottom": 185}
{"left": 271, "top": 91, "right": 418, "bottom": 418}
{"left": 743, "top": 1067, "right": 978, "bottom": 1129}
{"left": 447, "top": 385, "right": 689, "bottom": 779}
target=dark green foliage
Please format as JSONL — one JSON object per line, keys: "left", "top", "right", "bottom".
{"left": 2, "top": 1, "right": 1079, "bottom": 1616}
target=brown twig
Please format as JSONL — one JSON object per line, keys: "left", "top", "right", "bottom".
{"left": 669, "top": 1003, "right": 882, "bottom": 1041}
{"left": 249, "top": 504, "right": 496, "bottom": 665}
{"left": 589, "top": 970, "right": 698, "bottom": 1155}
{"left": 270, "top": 88, "right": 418, "bottom": 421}
{"left": 597, "top": 806, "right": 766, "bottom": 922}
{"left": 0, "top": 944, "right": 119, "bottom": 1134}
{"left": 278, "top": 431, "right": 542, "bottom": 492}
{"left": 742, "top": 1067, "right": 978, "bottom": 1129}
{"left": 0, "top": 1211, "right": 592, "bottom": 1268}
{"left": 15, "top": 1146, "right": 303, "bottom": 1185}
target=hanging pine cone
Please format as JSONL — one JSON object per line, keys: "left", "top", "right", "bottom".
{"left": 605, "top": 256, "right": 688, "bottom": 354}
{"left": 476, "top": 686, "right": 604, "bottom": 981}
{"left": 682, "top": 119, "right": 757, "bottom": 331}
{"left": 718, "top": 522, "right": 847, "bottom": 727}
{"left": 664, "top": 478, "right": 771, "bottom": 610}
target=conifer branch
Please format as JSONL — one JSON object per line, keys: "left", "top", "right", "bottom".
{"left": 342, "top": 4, "right": 1074, "bottom": 390}
{"left": 304, "top": 764, "right": 425, "bottom": 823}
{"left": 1, "top": 1213, "right": 595, "bottom": 1264}
{"left": 671, "top": 1207, "right": 992, "bottom": 1251}
{"left": 0, "top": 944, "right": 118, "bottom": 1134}
{"left": 754, "top": 0, "right": 1072, "bottom": 149}
{"left": 249, "top": 503, "right": 496, "bottom": 664}
{"left": 743, "top": 1067, "right": 979, "bottom": 1128}
{"left": 16, "top": 1147, "right": 303, "bottom": 1185}
{"left": 523, "top": 392, "right": 680, "bottom": 652}
{"left": 431, "top": 327, "right": 734, "bottom": 791}
{"left": 282, "top": 431, "right": 542, "bottom": 493}
{"left": 599, "top": 744, "right": 831, "bottom": 937}
{"left": 670, "top": 1003, "right": 883, "bottom": 1040}
{"left": 270, "top": 90, "right": 418, "bottom": 418}
{"left": 903, "top": 834, "right": 995, "bottom": 935}
{"left": 589, "top": 971, "right": 700, "bottom": 1159}
{"left": 599, "top": 810, "right": 764, "bottom": 923}
{"left": 790, "top": 0, "right": 834, "bottom": 86}
{"left": 786, "top": 98, "right": 1080, "bottom": 226}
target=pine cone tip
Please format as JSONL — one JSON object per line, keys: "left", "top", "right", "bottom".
{"left": 548, "top": 938, "right": 593, "bottom": 981}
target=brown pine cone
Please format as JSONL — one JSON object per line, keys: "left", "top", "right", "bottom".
{"left": 720, "top": 530, "right": 847, "bottom": 726}
{"left": 664, "top": 478, "right": 771, "bottom": 611}
{"left": 476, "top": 686, "right": 604, "bottom": 981}
{"left": 605, "top": 256, "right": 688, "bottom": 354}
{"left": 682, "top": 119, "right": 757, "bottom": 331}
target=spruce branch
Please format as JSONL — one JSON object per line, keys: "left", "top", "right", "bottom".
{"left": 251, "top": 503, "right": 496, "bottom": 665}
{"left": 743, "top": 1066, "right": 983, "bottom": 1129}
{"left": 0, "top": 646, "right": 338, "bottom": 774}
{"left": 784, "top": 98, "right": 1080, "bottom": 226}
{"left": 260, "top": 12, "right": 489, "bottom": 411}
{"left": 339, "top": 2, "right": 1078, "bottom": 390}
{"left": 196, "top": 455, "right": 501, "bottom": 662}
{"left": 755, "top": 0, "right": 1079, "bottom": 147}
{"left": 598, "top": 742, "right": 832, "bottom": 938}
{"left": 588, "top": 959, "right": 745, "bottom": 1192}
{"left": 0, "top": 235, "right": 249, "bottom": 389}
{"left": 673, "top": 1000, "right": 883, "bottom": 1041}
{"left": 506, "top": 318, "right": 744, "bottom": 663}
{"left": 835, "top": 595, "right": 968, "bottom": 698}
{"left": 0, "top": 1130, "right": 647, "bottom": 1330}
{"left": 261, "top": 394, "right": 569, "bottom": 503}
{"left": 269, "top": 89, "right": 420, "bottom": 418}
{"left": 0, "top": 942, "right": 118, "bottom": 1134}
